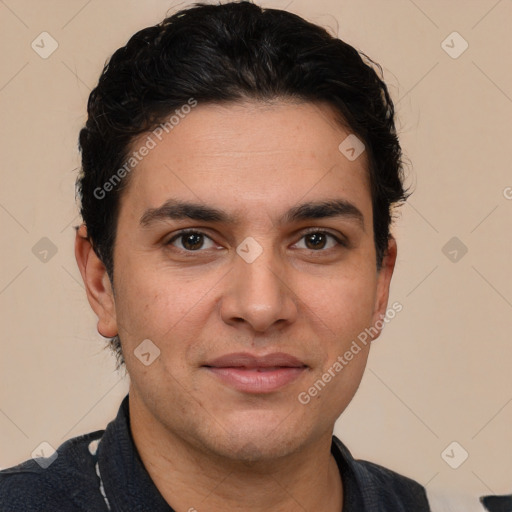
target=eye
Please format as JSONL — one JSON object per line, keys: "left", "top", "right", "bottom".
{"left": 294, "top": 230, "right": 344, "bottom": 251}
{"left": 167, "top": 230, "right": 216, "bottom": 251}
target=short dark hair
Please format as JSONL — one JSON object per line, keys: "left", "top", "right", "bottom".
{"left": 77, "top": 0, "right": 408, "bottom": 365}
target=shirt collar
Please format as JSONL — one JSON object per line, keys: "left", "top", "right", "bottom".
{"left": 97, "top": 394, "right": 367, "bottom": 511}
{"left": 98, "top": 395, "right": 173, "bottom": 512}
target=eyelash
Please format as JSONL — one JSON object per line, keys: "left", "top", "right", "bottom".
{"left": 166, "top": 228, "right": 346, "bottom": 252}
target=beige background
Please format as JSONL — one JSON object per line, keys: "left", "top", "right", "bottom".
{"left": 1, "top": 0, "right": 511, "bottom": 498}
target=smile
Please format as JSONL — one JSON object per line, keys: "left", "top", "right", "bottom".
{"left": 203, "top": 352, "right": 308, "bottom": 393}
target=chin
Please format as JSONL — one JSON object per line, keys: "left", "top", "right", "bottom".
{"left": 204, "top": 414, "right": 311, "bottom": 463}
{"left": 219, "top": 436, "right": 298, "bottom": 463}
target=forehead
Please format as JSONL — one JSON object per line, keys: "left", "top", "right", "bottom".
{"left": 121, "top": 100, "right": 371, "bottom": 223}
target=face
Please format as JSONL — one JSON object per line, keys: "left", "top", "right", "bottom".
{"left": 80, "top": 100, "right": 396, "bottom": 462}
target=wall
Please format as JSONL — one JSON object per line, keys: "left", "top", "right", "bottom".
{"left": 1, "top": 0, "right": 511, "bottom": 497}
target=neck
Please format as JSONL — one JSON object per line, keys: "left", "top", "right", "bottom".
{"left": 129, "top": 394, "right": 343, "bottom": 511}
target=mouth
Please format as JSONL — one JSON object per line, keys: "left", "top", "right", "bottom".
{"left": 202, "top": 352, "right": 308, "bottom": 394}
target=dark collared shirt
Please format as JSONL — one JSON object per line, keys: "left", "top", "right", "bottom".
{"left": 0, "top": 395, "right": 431, "bottom": 511}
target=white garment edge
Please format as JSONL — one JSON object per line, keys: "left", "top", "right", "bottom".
{"left": 89, "top": 439, "right": 112, "bottom": 511}
{"left": 426, "top": 488, "right": 487, "bottom": 512}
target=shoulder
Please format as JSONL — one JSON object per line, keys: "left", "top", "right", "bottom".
{"left": 0, "top": 430, "right": 105, "bottom": 511}
{"left": 426, "top": 488, "right": 512, "bottom": 512}
{"left": 332, "top": 436, "right": 429, "bottom": 511}
{"left": 354, "top": 457, "right": 429, "bottom": 508}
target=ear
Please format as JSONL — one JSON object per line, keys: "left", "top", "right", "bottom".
{"left": 75, "top": 224, "right": 118, "bottom": 338}
{"left": 370, "top": 236, "right": 397, "bottom": 341}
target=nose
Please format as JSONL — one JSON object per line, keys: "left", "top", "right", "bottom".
{"left": 219, "top": 244, "right": 298, "bottom": 334}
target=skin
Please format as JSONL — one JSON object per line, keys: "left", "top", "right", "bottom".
{"left": 75, "top": 100, "right": 397, "bottom": 511}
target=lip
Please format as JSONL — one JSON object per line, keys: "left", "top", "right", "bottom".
{"left": 203, "top": 352, "right": 308, "bottom": 394}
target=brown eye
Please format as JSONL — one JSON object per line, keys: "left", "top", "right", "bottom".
{"left": 181, "top": 233, "right": 204, "bottom": 250}
{"left": 295, "top": 231, "right": 342, "bottom": 251}
{"left": 304, "top": 232, "right": 328, "bottom": 250}
{"left": 168, "top": 231, "right": 215, "bottom": 251}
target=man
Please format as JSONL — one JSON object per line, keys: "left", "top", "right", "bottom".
{"left": 0, "top": 1, "right": 507, "bottom": 510}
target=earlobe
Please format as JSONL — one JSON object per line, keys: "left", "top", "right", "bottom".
{"left": 370, "top": 236, "right": 398, "bottom": 340}
{"left": 74, "top": 224, "right": 118, "bottom": 338}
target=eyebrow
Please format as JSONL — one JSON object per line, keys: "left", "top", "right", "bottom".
{"left": 140, "top": 198, "right": 365, "bottom": 231}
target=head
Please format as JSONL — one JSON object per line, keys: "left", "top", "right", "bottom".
{"left": 75, "top": 1, "right": 407, "bottom": 462}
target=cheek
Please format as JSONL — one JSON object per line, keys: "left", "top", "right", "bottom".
{"left": 299, "top": 268, "right": 377, "bottom": 340}
{"left": 114, "top": 272, "right": 208, "bottom": 389}
{"left": 113, "top": 262, "right": 209, "bottom": 347}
